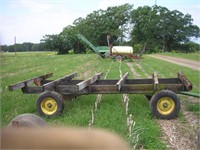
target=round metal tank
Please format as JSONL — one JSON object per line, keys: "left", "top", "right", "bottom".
{"left": 111, "top": 46, "right": 133, "bottom": 55}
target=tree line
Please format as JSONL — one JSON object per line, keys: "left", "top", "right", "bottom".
{"left": 1, "top": 4, "right": 199, "bottom": 54}
{"left": 1, "top": 42, "right": 48, "bottom": 52}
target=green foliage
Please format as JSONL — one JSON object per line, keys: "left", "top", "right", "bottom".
{"left": 1, "top": 5, "right": 199, "bottom": 54}
{"left": 68, "top": 50, "right": 74, "bottom": 54}
{"left": 85, "top": 49, "right": 93, "bottom": 54}
{"left": 61, "top": 25, "right": 86, "bottom": 54}
{"left": 1, "top": 42, "right": 47, "bottom": 52}
{"left": 177, "top": 42, "right": 199, "bottom": 53}
{"left": 40, "top": 4, "right": 133, "bottom": 54}
{"left": 41, "top": 34, "right": 72, "bottom": 54}
{"left": 75, "top": 4, "right": 133, "bottom": 46}
{"left": 130, "top": 5, "right": 200, "bottom": 52}
{"left": 133, "top": 44, "right": 142, "bottom": 53}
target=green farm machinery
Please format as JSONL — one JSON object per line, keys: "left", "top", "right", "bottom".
{"left": 77, "top": 34, "right": 109, "bottom": 58}
{"left": 77, "top": 34, "right": 144, "bottom": 61}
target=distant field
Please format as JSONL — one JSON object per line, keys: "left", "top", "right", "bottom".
{"left": 157, "top": 52, "right": 200, "bottom": 61}
{"left": 1, "top": 52, "right": 199, "bottom": 149}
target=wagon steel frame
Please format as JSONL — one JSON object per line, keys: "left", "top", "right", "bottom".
{"left": 9, "top": 72, "right": 192, "bottom": 119}
{"left": 9, "top": 72, "right": 192, "bottom": 96}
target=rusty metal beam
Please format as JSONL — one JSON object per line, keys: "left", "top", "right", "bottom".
{"left": 9, "top": 72, "right": 192, "bottom": 96}
{"left": 76, "top": 72, "right": 102, "bottom": 91}
{"left": 178, "top": 72, "right": 192, "bottom": 91}
{"left": 43, "top": 72, "right": 77, "bottom": 91}
{"left": 9, "top": 73, "right": 53, "bottom": 91}
{"left": 22, "top": 86, "right": 44, "bottom": 94}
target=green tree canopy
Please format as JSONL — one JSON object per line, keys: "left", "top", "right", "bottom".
{"left": 44, "top": 3, "right": 134, "bottom": 54}
{"left": 40, "top": 4, "right": 199, "bottom": 54}
{"left": 131, "top": 5, "right": 200, "bottom": 52}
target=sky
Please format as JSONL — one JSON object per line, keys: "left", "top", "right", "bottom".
{"left": 1, "top": 0, "right": 200, "bottom": 45}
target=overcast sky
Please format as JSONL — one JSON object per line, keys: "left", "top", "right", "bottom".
{"left": 1, "top": 0, "right": 199, "bottom": 45}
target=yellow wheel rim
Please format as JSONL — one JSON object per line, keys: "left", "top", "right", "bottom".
{"left": 157, "top": 97, "right": 175, "bottom": 115}
{"left": 40, "top": 98, "right": 58, "bottom": 115}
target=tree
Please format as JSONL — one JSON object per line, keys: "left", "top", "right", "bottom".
{"left": 51, "top": 3, "right": 134, "bottom": 54}
{"left": 72, "top": 3, "right": 133, "bottom": 46}
{"left": 40, "top": 4, "right": 199, "bottom": 54}
{"left": 1, "top": 42, "right": 49, "bottom": 52}
{"left": 41, "top": 34, "right": 72, "bottom": 54}
{"left": 61, "top": 25, "right": 85, "bottom": 54}
{"left": 131, "top": 5, "right": 200, "bottom": 52}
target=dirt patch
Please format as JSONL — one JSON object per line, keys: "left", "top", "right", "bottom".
{"left": 183, "top": 111, "right": 199, "bottom": 127}
{"left": 158, "top": 100, "right": 199, "bottom": 150}
{"left": 134, "top": 62, "right": 151, "bottom": 78}
{"left": 126, "top": 62, "right": 140, "bottom": 78}
{"left": 158, "top": 118, "right": 198, "bottom": 150}
{"left": 148, "top": 55, "right": 200, "bottom": 71}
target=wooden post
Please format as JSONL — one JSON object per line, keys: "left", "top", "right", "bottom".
{"left": 77, "top": 72, "right": 102, "bottom": 91}
{"left": 43, "top": 72, "right": 77, "bottom": 91}
{"left": 116, "top": 72, "right": 129, "bottom": 91}
{"left": 152, "top": 72, "right": 159, "bottom": 90}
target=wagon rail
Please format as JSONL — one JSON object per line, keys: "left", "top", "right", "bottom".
{"left": 9, "top": 72, "right": 192, "bottom": 95}
{"left": 9, "top": 72, "right": 193, "bottom": 119}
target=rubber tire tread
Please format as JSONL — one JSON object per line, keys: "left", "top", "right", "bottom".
{"left": 150, "top": 90, "right": 180, "bottom": 119}
{"left": 36, "top": 91, "right": 64, "bottom": 117}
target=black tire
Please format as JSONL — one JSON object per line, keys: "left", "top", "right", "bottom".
{"left": 150, "top": 90, "right": 180, "bottom": 119}
{"left": 116, "top": 55, "right": 122, "bottom": 61}
{"left": 36, "top": 91, "right": 64, "bottom": 117}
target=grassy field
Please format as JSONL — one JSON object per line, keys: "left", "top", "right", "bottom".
{"left": 157, "top": 52, "right": 200, "bottom": 61}
{"left": 1, "top": 52, "right": 199, "bottom": 149}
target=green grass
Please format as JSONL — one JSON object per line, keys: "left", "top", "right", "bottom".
{"left": 157, "top": 52, "right": 200, "bottom": 61}
{"left": 186, "top": 103, "right": 200, "bottom": 116}
{"left": 1, "top": 52, "right": 199, "bottom": 149}
{"left": 1, "top": 52, "right": 108, "bottom": 125}
{"left": 143, "top": 56, "right": 200, "bottom": 93}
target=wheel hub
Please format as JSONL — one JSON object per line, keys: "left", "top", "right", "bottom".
{"left": 47, "top": 103, "right": 52, "bottom": 108}
{"left": 163, "top": 102, "right": 168, "bottom": 108}
{"left": 40, "top": 98, "right": 58, "bottom": 115}
{"left": 157, "top": 97, "right": 175, "bottom": 115}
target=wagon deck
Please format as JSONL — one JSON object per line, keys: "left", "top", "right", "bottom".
{"left": 9, "top": 72, "right": 192, "bottom": 119}
{"left": 9, "top": 72, "right": 192, "bottom": 95}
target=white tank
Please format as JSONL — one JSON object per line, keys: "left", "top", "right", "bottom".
{"left": 111, "top": 46, "right": 133, "bottom": 55}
